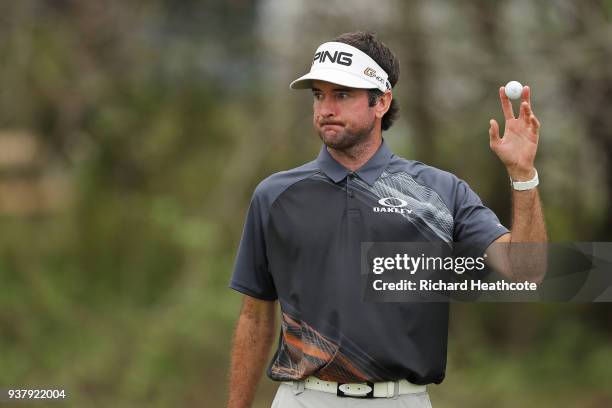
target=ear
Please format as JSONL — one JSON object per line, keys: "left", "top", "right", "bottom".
{"left": 374, "top": 91, "right": 393, "bottom": 119}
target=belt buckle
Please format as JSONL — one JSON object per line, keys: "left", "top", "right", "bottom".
{"left": 336, "top": 382, "right": 374, "bottom": 398}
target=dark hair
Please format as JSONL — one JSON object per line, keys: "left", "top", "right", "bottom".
{"left": 333, "top": 31, "right": 400, "bottom": 131}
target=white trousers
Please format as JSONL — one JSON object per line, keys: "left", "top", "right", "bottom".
{"left": 271, "top": 383, "right": 433, "bottom": 408}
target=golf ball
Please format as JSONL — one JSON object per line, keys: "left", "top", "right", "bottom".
{"left": 505, "top": 81, "right": 523, "bottom": 100}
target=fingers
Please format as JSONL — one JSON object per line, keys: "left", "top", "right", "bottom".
{"left": 530, "top": 114, "right": 540, "bottom": 130}
{"left": 522, "top": 85, "right": 531, "bottom": 106}
{"left": 519, "top": 85, "right": 532, "bottom": 120}
{"left": 521, "top": 101, "right": 531, "bottom": 123}
{"left": 521, "top": 101, "right": 540, "bottom": 131}
{"left": 499, "top": 87, "right": 514, "bottom": 120}
{"left": 489, "top": 119, "right": 501, "bottom": 147}
{"left": 529, "top": 113, "right": 541, "bottom": 140}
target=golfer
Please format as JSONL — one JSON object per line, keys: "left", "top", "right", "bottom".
{"left": 227, "top": 31, "right": 546, "bottom": 407}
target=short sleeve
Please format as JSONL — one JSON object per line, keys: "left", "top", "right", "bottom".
{"left": 453, "top": 179, "right": 509, "bottom": 249}
{"left": 229, "top": 192, "right": 278, "bottom": 300}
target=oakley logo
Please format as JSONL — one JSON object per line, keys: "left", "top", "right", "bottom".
{"left": 313, "top": 50, "right": 353, "bottom": 66}
{"left": 378, "top": 197, "right": 408, "bottom": 207}
{"left": 374, "top": 197, "right": 412, "bottom": 214}
{"left": 364, "top": 67, "right": 377, "bottom": 77}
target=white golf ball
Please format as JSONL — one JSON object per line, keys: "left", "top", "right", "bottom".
{"left": 505, "top": 81, "right": 523, "bottom": 100}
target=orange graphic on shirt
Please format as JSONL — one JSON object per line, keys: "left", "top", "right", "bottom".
{"left": 269, "top": 312, "right": 374, "bottom": 383}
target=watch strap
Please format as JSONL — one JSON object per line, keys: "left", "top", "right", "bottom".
{"left": 510, "top": 169, "right": 539, "bottom": 191}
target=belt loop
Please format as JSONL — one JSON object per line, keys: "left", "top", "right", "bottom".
{"left": 392, "top": 380, "right": 400, "bottom": 399}
{"left": 293, "top": 380, "right": 305, "bottom": 395}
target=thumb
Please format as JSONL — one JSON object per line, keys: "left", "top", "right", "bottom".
{"left": 489, "top": 119, "right": 501, "bottom": 148}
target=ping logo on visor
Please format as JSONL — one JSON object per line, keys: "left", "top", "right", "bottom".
{"left": 290, "top": 42, "right": 392, "bottom": 93}
{"left": 312, "top": 50, "right": 353, "bottom": 66}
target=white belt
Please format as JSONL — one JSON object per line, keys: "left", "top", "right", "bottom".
{"left": 283, "top": 375, "right": 426, "bottom": 398}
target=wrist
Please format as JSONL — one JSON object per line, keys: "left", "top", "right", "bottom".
{"left": 507, "top": 166, "right": 536, "bottom": 182}
{"left": 509, "top": 168, "right": 539, "bottom": 191}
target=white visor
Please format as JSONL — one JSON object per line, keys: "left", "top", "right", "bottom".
{"left": 290, "top": 42, "right": 392, "bottom": 93}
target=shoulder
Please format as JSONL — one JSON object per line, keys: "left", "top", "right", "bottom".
{"left": 387, "top": 155, "right": 462, "bottom": 192}
{"left": 385, "top": 154, "right": 477, "bottom": 215}
{"left": 252, "top": 159, "right": 320, "bottom": 209}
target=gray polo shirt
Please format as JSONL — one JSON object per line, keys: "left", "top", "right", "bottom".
{"left": 230, "top": 140, "right": 508, "bottom": 385}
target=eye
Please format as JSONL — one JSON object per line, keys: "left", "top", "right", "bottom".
{"left": 312, "top": 92, "right": 322, "bottom": 100}
{"left": 336, "top": 92, "right": 349, "bottom": 99}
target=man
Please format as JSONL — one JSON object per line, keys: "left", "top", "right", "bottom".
{"left": 227, "top": 31, "right": 546, "bottom": 407}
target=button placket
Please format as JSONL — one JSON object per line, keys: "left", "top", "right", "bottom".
{"left": 347, "top": 172, "right": 355, "bottom": 199}
{"left": 346, "top": 173, "right": 361, "bottom": 216}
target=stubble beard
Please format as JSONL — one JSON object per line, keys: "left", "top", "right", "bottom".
{"left": 317, "top": 117, "right": 376, "bottom": 153}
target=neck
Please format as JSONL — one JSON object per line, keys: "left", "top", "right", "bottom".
{"left": 327, "top": 133, "right": 383, "bottom": 172}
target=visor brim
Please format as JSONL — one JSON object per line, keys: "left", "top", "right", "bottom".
{"left": 289, "top": 69, "right": 379, "bottom": 90}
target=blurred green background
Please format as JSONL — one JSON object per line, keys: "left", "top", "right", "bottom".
{"left": 0, "top": 1, "right": 611, "bottom": 407}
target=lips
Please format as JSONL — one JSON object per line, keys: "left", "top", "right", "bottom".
{"left": 320, "top": 122, "right": 344, "bottom": 128}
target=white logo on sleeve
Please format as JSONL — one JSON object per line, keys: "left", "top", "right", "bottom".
{"left": 374, "top": 197, "right": 412, "bottom": 214}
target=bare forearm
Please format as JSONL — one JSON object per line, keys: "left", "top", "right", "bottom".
{"left": 507, "top": 187, "right": 547, "bottom": 282}
{"left": 227, "top": 299, "right": 276, "bottom": 408}
{"left": 509, "top": 188, "right": 547, "bottom": 243}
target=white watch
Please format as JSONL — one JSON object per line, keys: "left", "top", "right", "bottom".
{"left": 510, "top": 169, "right": 539, "bottom": 191}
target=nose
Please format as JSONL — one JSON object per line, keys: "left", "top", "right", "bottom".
{"left": 316, "top": 96, "right": 337, "bottom": 118}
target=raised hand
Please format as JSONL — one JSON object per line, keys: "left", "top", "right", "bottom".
{"left": 489, "top": 85, "right": 540, "bottom": 181}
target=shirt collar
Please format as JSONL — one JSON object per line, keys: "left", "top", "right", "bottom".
{"left": 316, "top": 139, "right": 393, "bottom": 186}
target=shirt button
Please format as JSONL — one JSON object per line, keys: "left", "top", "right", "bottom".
{"left": 348, "top": 173, "right": 356, "bottom": 180}
{"left": 348, "top": 191, "right": 355, "bottom": 198}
